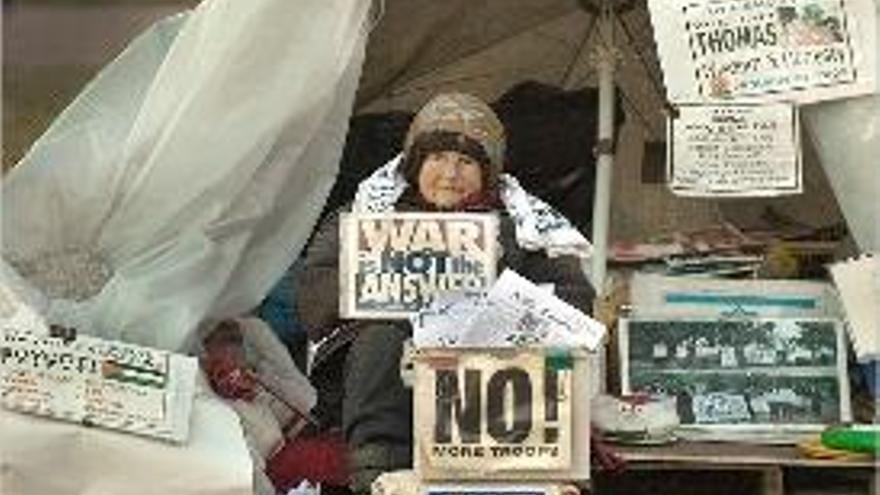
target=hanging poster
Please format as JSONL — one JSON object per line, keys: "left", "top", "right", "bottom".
{"left": 619, "top": 318, "right": 851, "bottom": 440}
{"left": 648, "top": 0, "right": 877, "bottom": 103}
{"left": 340, "top": 212, "right": 498, "bottom": 319}
{"left": 0, "top": 328, "right": 197, "bottom": 443}
{"left": 668, "top": 102, "right": 800, "bottom": 197}
{"left": 414, "top": 351, "right": 574, "bottom": 474}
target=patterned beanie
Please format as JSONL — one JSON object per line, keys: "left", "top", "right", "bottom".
{"left": 404, "top": 93, "right": 506, "bottom": 176}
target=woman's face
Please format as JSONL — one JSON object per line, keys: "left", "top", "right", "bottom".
{"left": 417, "top": 150, "right": 484, "bottom": 209}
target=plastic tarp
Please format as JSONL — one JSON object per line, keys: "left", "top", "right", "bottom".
{"left": 801, "top": 0, "right": 880, "bottom": 252}
{"left": 1, "top": 0, "right": 371, "bottom": 350}
{"left": 1, "top": 378, "right": 255, "bottom": 495}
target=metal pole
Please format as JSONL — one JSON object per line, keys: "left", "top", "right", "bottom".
{"left": 590, "top": 5, "right": 617, "bottom": 296}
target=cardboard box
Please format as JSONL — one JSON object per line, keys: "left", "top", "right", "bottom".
{"left": 413, "top": 348, "right": 591, "bottom": 481}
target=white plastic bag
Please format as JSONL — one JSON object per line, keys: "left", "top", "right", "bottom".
{"left": 2, "top": 0, "right": 371, "bottom": 350}
{"left": 801, "top": 0, "right": 880, "bottom": 251}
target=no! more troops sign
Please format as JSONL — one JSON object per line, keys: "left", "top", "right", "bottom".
{"left": 414, "top": 351, "right": 574, "bottom": 474}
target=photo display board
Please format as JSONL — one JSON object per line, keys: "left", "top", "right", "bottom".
{"left": 619, "top": 318, "right": 851, "bottom": 436}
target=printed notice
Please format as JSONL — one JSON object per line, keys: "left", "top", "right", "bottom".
{"left": 339, "top": 212, "right": 498, "bottom": 319}
{"left": 648, "top": 0, "right": 877, "bottom": 103}
{"left": 0, "top": 329, "right": 197, "bottom": 443}
{"left": 668, "top": 102, "right": 800, "bottom": 197}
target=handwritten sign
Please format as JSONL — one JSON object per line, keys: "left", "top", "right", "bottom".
{"left": 668, "top": 102, "right": 800, "bottom": 196}
{"left": 649, "top": 0, "right": 877, "bottom": 103}
{"left": 0, "top": 329, "right": 197, "bottom": 443}
{"left": 414, "top": 351, "right": 573, "bottom": 473}
{"left": 340, "top": 212, "right": 498, "bottom": 319}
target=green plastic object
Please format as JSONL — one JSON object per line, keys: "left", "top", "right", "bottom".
{"left": 545, "top": 349, "right": 573, "bottom": 371}
{"left": 821, "top": 426, "right": 880, "bottom": 455}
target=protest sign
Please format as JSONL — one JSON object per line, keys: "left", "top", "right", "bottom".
{"left": 649, "top": 0, "right": 877, "bottom": 103}
{"left": 0, "top": 328, "right": 197, "bottom": 443}
{"left": 668, "top": 102, "right": 801, "bottom": 196}
{"left": 414, "top": 349, "right": 592, "bottom": 480}
{"left": 340, "top": 212, "right": 498, "bottom": 319}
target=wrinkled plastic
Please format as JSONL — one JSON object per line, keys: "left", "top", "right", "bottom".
{"left": 801, "top": 0, "right": 880, "bottom": 252}
{"left": 1, "top": 0, "right": 371, "bottom": 350}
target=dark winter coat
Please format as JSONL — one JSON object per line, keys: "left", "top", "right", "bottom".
{"left": 296, "top": 195, "right": 595, "bottom": 341}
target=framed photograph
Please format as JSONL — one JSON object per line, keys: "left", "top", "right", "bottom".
{"left": 619, "top": 318, "right": 851, "bottom": 439}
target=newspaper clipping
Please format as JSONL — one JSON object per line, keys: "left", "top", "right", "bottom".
{"left": 0, "top": 329, "right": 197, "bottom": 443}
{"left": 668, "top": 102, "right": 800, "bottom": 197}
{"left": 340, "top": 212, "right": 498, "bottom": 319}
{"left": 649, "top": 0, "right": 877, "bottom": 103}
{"left": 415, "top": 351, "right": 573, "bottom": 472}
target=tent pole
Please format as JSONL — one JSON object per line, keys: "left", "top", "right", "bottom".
{"left": 590, "top": 7, "right": 617, "bottom": 297}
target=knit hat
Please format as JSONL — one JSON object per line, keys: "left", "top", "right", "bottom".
{"left": 404, "top": 93, "right": 506, "bottom": 175}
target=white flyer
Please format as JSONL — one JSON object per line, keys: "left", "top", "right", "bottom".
{"left": 668, "top": 102, "right": 801, "bottom": 197}
{"left": 0, "top": 329, "right": 197, "bottom": 443}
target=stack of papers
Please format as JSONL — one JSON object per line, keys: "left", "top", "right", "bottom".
{"left": 412, "top": 269, "right": 606, "bottom": 350}
{"left": 829, "top": 254, "right": 879, "bottom": 361}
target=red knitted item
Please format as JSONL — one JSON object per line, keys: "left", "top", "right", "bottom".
{"left": 266, "top": 432, "right": 350, "bottom": 490}
{"left": 591, "top": 426, "right": 627, "bottom": 475}
{"left": 201, "top": 329, "right": 258, "bottom": 401}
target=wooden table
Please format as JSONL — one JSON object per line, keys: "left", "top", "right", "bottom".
{"left": 597, "top": 441, "right": 877, "bottom": 495}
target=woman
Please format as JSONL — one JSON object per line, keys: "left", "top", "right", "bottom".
{"left": 297, "top": 93, "right": 595, "bottom": 493}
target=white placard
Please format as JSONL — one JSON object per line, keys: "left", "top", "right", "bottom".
{"left": 648, "top": 0, "right": 877, "bottom": 103}
{"left": 0, "top": 329, "right": 197, "bottom": 443}
{"left": 340, "top": 212, "right": 498, "bottom": 319}
{"left": 415, "top": 351, "right": 573, "bottom": 472}
{"left": 668, "top": 102, "right": 801, "bottom": 196}
{"left": 829, "top": 254, "right": 880, "bottom": 361}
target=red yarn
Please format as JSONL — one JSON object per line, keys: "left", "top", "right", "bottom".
{"left": 266, "top": 432, "right": 351, "bottom": 490}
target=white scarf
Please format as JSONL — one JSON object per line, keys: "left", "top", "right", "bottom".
{"left": 352, "top": 154, "right": 593, "bottom": 258}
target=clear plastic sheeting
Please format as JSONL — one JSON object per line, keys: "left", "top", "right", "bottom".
{"left": 1, "top": 0, "right": 371, "bottom": 350}
{"left": 801, "top": 0, "right": 880, "bottom": 252}
{"left": 0, "top": 378, "right": 255, "bottom": 495}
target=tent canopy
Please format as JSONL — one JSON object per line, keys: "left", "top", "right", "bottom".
{"left": 348, "top": 0, "right": 858, "bottom": 246}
